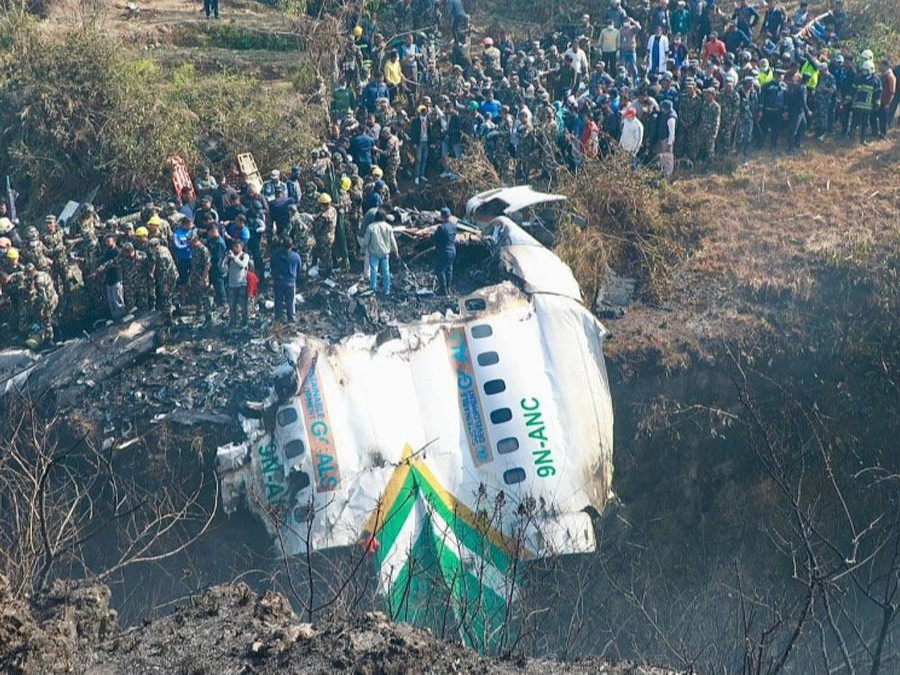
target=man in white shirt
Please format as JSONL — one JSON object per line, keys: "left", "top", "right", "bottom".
{"left": 619, "top": 107, "right": 644, "bottom": 167}
{"left": 563, "top": 39, "right": 590, "bottom": 76}
{"left": 360, "top": 213, "right": 399, "bottom": 295}
{"left": 646, "top": 26, "right": 669, "bottom": 76}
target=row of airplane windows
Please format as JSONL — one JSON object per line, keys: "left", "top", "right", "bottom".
{"left": 471, "top": 323, "right": 527, "bottom": 487}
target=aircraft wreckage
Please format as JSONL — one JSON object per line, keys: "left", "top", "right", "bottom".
{"left": 216, "top": 216, "right": 615, "bottom": 649}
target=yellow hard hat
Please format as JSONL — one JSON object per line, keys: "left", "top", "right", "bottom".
{"left": 147, "top": 215, "right": 164, "bottom": 227}
{"left": 352, "top": 25, "right": 363, "bottom": 38}
{"left": 7, "top": 247, "right": 19, "bottom": 260}
{"left": 318, "top": 193, "right": 333, "bottom": 205}
{"left": 371, "top": 166, "right": 384, "bottom": 178}
{"left": 135, "top": 226, "right": 149, "bottom": 237}
{"left": 341, "top": 176, "right": 352, "bottom": 191}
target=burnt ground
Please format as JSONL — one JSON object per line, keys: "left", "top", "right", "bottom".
{"left": 0, "top": 577, "right": 678, "bottom": 675}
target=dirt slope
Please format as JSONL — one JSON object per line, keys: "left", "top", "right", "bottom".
{"left": 0, "top": 577, "right": 677, "bottom": 674}
{"left": 606, "top": 137, "right": 900, "bottom": 368}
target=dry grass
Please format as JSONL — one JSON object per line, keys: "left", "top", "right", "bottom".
{"left": 608, "top": 137, "right": 900, "bottom": 367}
{"left": 556, "top": 154, "right": 694, "bottom": 305}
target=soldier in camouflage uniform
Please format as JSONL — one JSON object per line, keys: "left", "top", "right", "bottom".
{"left": 21, "top": 264, "right": 58, "bottom": 345}
{"left": 313, "top": 193, "right": 338, "bottom": 277}
{"left": 717, "top": 80, "right": 741, "bottom": 155}
{"left": 299, "top": 181, "right": 320, "bottom": 216}
{"left": 375, "top": 97, "right": 396, "bottom": 129}
{"left": 118, "top": 242, "right": 154, "bottom": 312}
{"left": 72, "top": 204, "right": 100, "bottom": 240}
{"left": 21, "top": 227, "right": 52, "bottom": 273}
{"left": 736, "top": 77, "right": 759, "bottom": 156}
{"left": 335, "top": 182, "right": 353, "bottom": 270}
{"left": 814, "top": 63, "right": 837, "bottom": 138}
{"left": 482, "top": 38, "right": 503, "bottom": 80}
{"left": 493, "top": 107, "right": 514, "bottom": 183}
{"left": 150, "top": 238, "right": 179, "bottom": 322}
{"left": 376, "top": 128, "right": 402, "bottom": 194}
{"left": 676, "top": 78, "right": 702, "bottom": 160}
{"left": 697, "top": 88, "right": 722, "bottom": 162}
{"left": 188, "top": 235, "right": 213, "bottom": 324}
{"left": 515, "top": 113, "right": 537, "bottom": 181}
{"left": 537, "top": 119, "right": 559, "bottom": 182}
{"left": 286, "top": 207, "right": 315, "bottom": 275}
{"left": 71, "top": 233, "right": 102, "bottom": 318}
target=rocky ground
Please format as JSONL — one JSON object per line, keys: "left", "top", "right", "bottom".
{"left": 0, "top": 577, "right": 677, "bottom": 674}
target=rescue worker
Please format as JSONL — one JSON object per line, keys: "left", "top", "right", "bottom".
{"left": 717, "top": 79, "right": 741, "bottom": 154}
{"left": 118, "top": 242, "right": 153, "bottom": 313}
{"left": 433, "top": 208, "right": 457, "bottom": 296}
{"left": 697, "top": 88, "right": 721, "bottom": 162}
{"left": 313, "top": 193, "right": 337, "bottom": 277}
{"left": 188, "top": 234, "right": 213, "bottom": 324}
{"left": 149, "top": 238, "right": 178, "bottom": 323}
{"left": 849, "top": 61, "right": 882, "bottom": 145}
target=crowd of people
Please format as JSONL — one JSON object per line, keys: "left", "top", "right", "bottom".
{"left": 0, "top": 0, "right": 898, "bottom": 349}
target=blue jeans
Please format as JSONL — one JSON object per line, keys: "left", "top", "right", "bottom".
{"left": 416, "top": 142, "right": 429, "bottom": 179}
{"left": 274, "top": 283, "right": 295, "bottom": 322}
{"left": 369, "top": 255, "right": 391, "bottom": 294}
{"left": 620, "top": 50, "right": 636, "bottom": 79}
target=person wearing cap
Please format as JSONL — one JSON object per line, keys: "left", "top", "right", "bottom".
{"left": 20, "top": 261, "right": 58, "bottom": 346}
{"left": 696, "top": 88, "right": 721, "bottom": 161}
{"left": 717, "top": 78, "right": 740, "bottom": 154}
{"left": 134, "top": 226, "right": 150, "bottom": 252}
{"left": 172, "top": 215, "right": 195, "bottom": 287}
{"left": 118, "top": 241, "right": 153, "bottom": 314}
{"left": 785, "top": 73, "right": 811, "bottom": 152}
{"left": 194, "top": 194, "right": 219, "bottom": 227}
{"left": 814, "top": 62, "right": 837, "bottom": 138}
{"left": 619, "top": 107, "right": 644, "bottom": 166}
{"left": 676, "top": 77, "right": 702, "bottom": 159}
{"left": 605, "top": 0, "right": 628, "bottom": 29}
{"left": 195, "top": 166, "right": 218, "bottom": 199}
{"left": 736, "top": 76, "right": 759, "bottom": 155}
{"left": 482, "top": 37, "right": 502, "bottom": 80}
{"left": 411, "top": 104, "right": 430, "bottom": 185}
{"left": 187, "top": 233, "right": 213, "bottom": 324}
{"left": 270, "top": 186, "right": 294, "bottom": 238}
{"left": 433, "top": 208, "right": 457, "bottom": 296}
{"left": 312, "top": 192, "right": 337, "bottom": 277}
{"left": 262, "top": 170, "right": 285, "bottom": 204}
{"left": 849, "top": 60, "right": 882, "bottom": 145}
{"left": 149, "top": 237, "right": 178, "bottom": 323}
{"left": 655, "top": 99, "right": 678, "bottom": 177}
{"left": 760, "top": 67, "right": 788, "bottom": 150}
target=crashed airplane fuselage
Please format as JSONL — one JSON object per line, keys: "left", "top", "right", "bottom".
{"left": 216, "top": 217, "right": 614, "bottom": 647}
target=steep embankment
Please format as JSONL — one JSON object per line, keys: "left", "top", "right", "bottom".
{"left": 0, "top": 577, "right": 676, "bottom": 674}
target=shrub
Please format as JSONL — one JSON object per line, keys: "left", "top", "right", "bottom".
{"left": 0, "top": 22, "right": 326, "bottom": 216}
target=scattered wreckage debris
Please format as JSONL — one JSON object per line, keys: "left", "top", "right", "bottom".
{"left": 0, "top": 313, "right": 160, "bottom": 407}
{"left": 216, "top": 218, "right": 615, "bottom": 649}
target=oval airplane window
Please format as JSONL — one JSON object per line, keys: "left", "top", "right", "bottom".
{"left": 477, "top": 351, "right": 499, "bottom": 366}
{"left": 490, "top": 408, "right": 512, "bottom": 424}
{"left": 504, "top": 468, "right": 526, "bottom": 485}
{"left": 484, "top": 379, "right": 506, "bottom": 395}
{"left": 497, "top": 437, "right": 519, "bottom": 454}
{"left": 284, "top": 439, "right": 306, "bottom": 459}
{"left": 277, "top": 407, "right": 298, "bottom": 427}
{"left": 465, "top": 298, "right": 487, "bottom": 311}
{"left": 471, "top": 324, "right": 493, "bottom": 338}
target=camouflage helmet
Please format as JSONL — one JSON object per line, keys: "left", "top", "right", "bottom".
{"left": 25, "top": 226, "right": 39, "bottom": 240}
